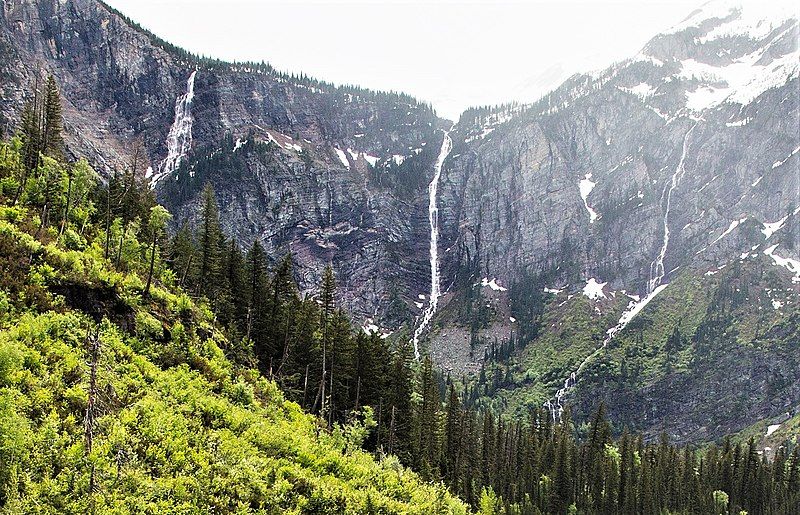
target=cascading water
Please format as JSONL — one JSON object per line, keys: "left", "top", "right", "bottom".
{"left": 545, "top": 123, "right": 696, "bottom": 421}
{"left": 150, "top": 70, "right": 197, "bottom": 186}
{"left": 412, "top": 130, "right": 453, "bottom": 359}
{"left": 648, "top": 123, "right": 696, "bottom": 293}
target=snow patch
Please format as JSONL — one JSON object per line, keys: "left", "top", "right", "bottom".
{"left": 619, "top": 82, "right": 657, "bottom": 99}
{"left": 772, "top": 146, "right": 800, "bottom": 169}
{"left": 481, "top": 277, "right": 508, "bottom": 292}
{"left": 726, "top": 118, "right": 750, "bottom": 127}
{"left": 664, "top": 1, "right": 796, "bottom": 41}
{"left": 582, "top": 278, "right": 607, "bottom": 300}
{"left": 679, "top": 48, "right": 800, "bottom": 112}
{"left": 712, "top": 217, "right": 747, "bottom": 244}
{"left": 764, "top": 244, "right": 800, "bottom": 283}
{"left": 762, "top": 216, "right": 788, "bottom": 239}
{"left": 610, "top": 284, "right": 669, "bottom": 338}
{"left": 766, "top": 423, "right": 781, "bottom": 436}
{"left": 363, "top": 319, "right": 380, "bottom": 335}
{"left": 334, "top": 148, "right": 350, "bottom": 168}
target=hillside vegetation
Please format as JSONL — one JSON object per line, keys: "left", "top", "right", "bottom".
{"left": 0, "top": 130, "right": 466, "bottom": 512}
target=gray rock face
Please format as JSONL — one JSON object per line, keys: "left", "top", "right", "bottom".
{"left": 436, "top": 1, "right": 799, "bottom": 303}
{"left": 0, "top": 0, "right": 447, "bottom": 324}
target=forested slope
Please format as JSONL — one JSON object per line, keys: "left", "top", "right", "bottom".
{"left": 0, "top": 132, "right": 466, "bottom": 512}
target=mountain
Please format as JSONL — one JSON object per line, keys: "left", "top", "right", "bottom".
{"left": 0, "top": 0, "right": 447, "bottom": 327}
{"left": 1, "top": 0, "right": 798, "bottom": 446}
{"left": 430, "top": 0, "right": 800, "bottom": 443}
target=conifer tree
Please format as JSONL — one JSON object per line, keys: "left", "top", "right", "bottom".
{"left": 198, "top": 183, "right": 223, "bottom": 299}
{"left": 171, "top": 223, "right": 197, "bottom": 289}
{"left": 245, "top": 240, "right": 269, "bottom": 359}
{"left": 41, "top": 75, "right": 64, "bottom": 159}
{"left": 316, "top": 266, "right": 336, "bottom": 422}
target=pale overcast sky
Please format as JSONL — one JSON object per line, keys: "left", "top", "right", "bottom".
{"left": 104, "top": 0, "right": 700, "bottom": 120}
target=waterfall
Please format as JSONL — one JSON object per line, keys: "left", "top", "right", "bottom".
{"left": 544, "top": 282, "right": 669, "bottom": 421}
{"left": 545, "top": 123, "right": 696, "bottom": 421}
{"left": 412, "top": 130, "right": 453, "bottom": 359}
{"left": 151, "top": 70, "right": 197, "bottom": 186}
{"left": 648, "top": 123, "right": 696, "bottom": 293}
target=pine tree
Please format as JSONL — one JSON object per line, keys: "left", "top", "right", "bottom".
{"left": 198, "top": 183, "right": 223, "bottom": 300}
{"left": 41, "top": 75, "right": 64, "bottom": 159}
{"left": 245, "top": 240, "right": 269, "bottom": 362}
{"left": 315, "top": 266, "right": 336, "bottom": 422}
{"left": 16, "top": 97, "right": 40, "bottom": 203}
{"left": 171, "top": 224, "right": 197, "bottom": 289}
{"left": 268, "top": 254, "right": 298, "bottom": 377}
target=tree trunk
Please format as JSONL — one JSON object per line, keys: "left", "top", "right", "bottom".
{"left": 60, "top": 171, "right": 73, "bottom": 237}
{"left": 84, "top": 329, "right": 100, "bottom": 514}
{"left": 144, "top": 232, "right": 157, "bottom": 296}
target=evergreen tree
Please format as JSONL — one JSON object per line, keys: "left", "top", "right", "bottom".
{"left": 171, "top": 223, "right": 197, "bottom": 289}
{"left": 41, "top": 75, "right": 64, "bottom": 159}
{"left": 245, "top": 240, "right": 269, "bottom": 363}
{"left": 198, "top": 183, "right": 223, "bottom": 300}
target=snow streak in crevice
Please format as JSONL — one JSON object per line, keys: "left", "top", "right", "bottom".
{"left": 412, "top": 130, "right": 453, "bottom": 359}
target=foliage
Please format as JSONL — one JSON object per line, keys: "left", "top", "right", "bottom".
{"left": 0, "top": 128, "right": 466, "bottom": 513}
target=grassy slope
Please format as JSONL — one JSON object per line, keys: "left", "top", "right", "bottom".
{"left": 472, "top": 289, "right": 630, "bottom": 417}
{"left": 470, "top": 255, "right": 800, "bottom": 442}
{"left": 0, "top": 210, "right": 467, "bottom": 514}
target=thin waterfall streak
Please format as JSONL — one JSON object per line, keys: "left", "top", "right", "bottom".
{"left": 412, "top": 130, "right": 453, "bottom": 359}
{"left": 546, "top": 122, "right": 695, "bottom": 422}
{"left": 648, "top": 123, "right": 696, "bottom": 293}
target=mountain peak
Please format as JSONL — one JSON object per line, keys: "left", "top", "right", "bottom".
{"left": 664, "top": 0, "right": 797, "bottom": 41}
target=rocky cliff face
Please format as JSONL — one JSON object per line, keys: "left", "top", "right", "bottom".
{"left": 0, "top": 0, "right": 447, "bottom": 324}
{"left": 438, "top": 0, "right": 799, "bottom": 301}
{"left": 428, "top": 0, "right": 800, "bottom": 443}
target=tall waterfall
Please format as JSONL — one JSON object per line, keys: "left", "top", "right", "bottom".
{"left": 648, "top": 123, "right": 696, "bottom": 293}
{"left": 545, "top": 123, "right": 696, "bottom": 421}
{"left": 412, "top": 130, "right": 453, "bottom": 359}
{"left": 151, "top": 70, "right": 197, "bottom": 186}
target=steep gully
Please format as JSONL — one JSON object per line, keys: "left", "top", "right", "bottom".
{"left": 412, "top": 129, "right": 453, "bottom": 359}
{"left": 545, "top": 123, "right": 697, "bottom": 421}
